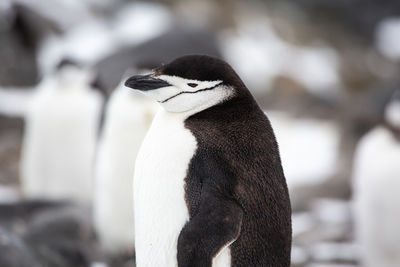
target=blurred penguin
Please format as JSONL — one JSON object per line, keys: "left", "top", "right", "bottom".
{"left": 20, "top": 60, "right": 103, "bottom": 204}
{"left": 353, "top": 90, "right": 400, "bottom": 267}
{"left": 93, "top": 77, "right": 158, "bottom": 254}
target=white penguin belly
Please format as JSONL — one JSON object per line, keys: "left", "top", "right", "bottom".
{"left": 134, "top": 109, "right": 197, "bottom": 267}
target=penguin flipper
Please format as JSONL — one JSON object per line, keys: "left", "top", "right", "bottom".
{"left": 177, "top": 196, "right": 243, "bottom": 267}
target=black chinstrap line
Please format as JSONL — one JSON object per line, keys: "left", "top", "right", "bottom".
{"left": 159, "top": 83, "right": 222, "bottom": 103}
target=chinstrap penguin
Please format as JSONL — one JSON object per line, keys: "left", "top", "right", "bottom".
{"left": 125, "top": 55, "right": 292, "bottom": 267}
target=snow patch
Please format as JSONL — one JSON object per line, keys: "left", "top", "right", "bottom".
{"left": 267, "top": 111, "right": 340, "bottom": 187}
{"left": 220, "top": 18, "right": 340, "bottom": 94}
{"left": 0, "top": 88, "right": 35, "bottom": 117}
{"left": 376, "top": 17, "right": 400, "bottom": 60}
{"left": 112, "top": 2, "right": 172, "bottom": 46}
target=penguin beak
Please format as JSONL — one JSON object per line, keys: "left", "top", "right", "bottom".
{"left": 125, "top": 74, "right": 171, "bottom": 91}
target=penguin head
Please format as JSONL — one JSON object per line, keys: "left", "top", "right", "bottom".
{"left": 125, "top": 55, "right": 246, "bottom": 113}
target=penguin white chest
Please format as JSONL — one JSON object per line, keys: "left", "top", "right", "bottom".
{"left": 134, "top": 109, "right": 197, "bottom": 267}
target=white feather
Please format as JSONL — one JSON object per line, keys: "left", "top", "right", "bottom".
{"left": 134, "top": 108, "right": 233, "bottom": 266}
{"left": 134, "top": 109, "right": 196, "bottom": 266}
{"left": 212, "top": 241, "right": 233, "bottom": 267}
{"left": 137, "top": 76, "right": 232, "bottom": 113}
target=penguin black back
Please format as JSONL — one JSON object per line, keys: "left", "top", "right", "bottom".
{"left": 182, "top": 84, "right": 291, "bottom": 266}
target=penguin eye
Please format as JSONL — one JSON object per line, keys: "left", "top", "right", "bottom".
{"left": 187, "top": 83, "right": 198, "bottom": 88}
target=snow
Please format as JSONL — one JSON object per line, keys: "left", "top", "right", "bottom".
{"left": 267, "top": 111, "right": 340, "bottom": 187}
{"left": 291, "top": 245, "right": 309, "bottom": 265}
{"left": 384, "top": 95, "right": 400, "bottom": 128}
{"left": 292, "top": 212, "right": 315, "bottom": 237}
{"left": 0, "top": 88, "right": 35, "bottom": 117}
{"left": 112, "top": 2, "right": 172, "bottom": 46}
{"left": 376, "top": 17, "right": 400, "bottom": 60}
{"left": 220, "top": 20, "right": 288, "bottom": 91}
{"left": 283, "top": 47, "right": 339, "bottom": 94}
{"left": 309, "top": 242, "right": 359, "bottom": 263}
{"left": 308, "top": 264, "right": 356, "bottom": 267}
{"left": 0, "top": 0, "right": 12, "bottom": 14}
{"left": 220, "top": 17, "right": 340, "bottom": 94}
{"left": 37, "top": 20, "right": 116, "bottom": 74}
{"left": 36, "top": 2, "right": 172, "bottom": 74}
{"left": 0, "top": 186, "right": 20, "bottom": 203}
{"left": 311, "top": 199, "right": 351, "bottom": 225}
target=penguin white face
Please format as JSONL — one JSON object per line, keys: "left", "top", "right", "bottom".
{"left": 124, "top": 55, "right": 244, "bottom": 113}
{"left": 125, "top": 74, "right": 233, "bottom": 113}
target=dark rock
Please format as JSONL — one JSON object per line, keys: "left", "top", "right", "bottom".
{"left": 24, "top": 206, "right": 94, "bottom": 267}
{"left": 0, "top": 115, "right": 23, "bottom": 185}
{"left": 0, "top": 226, "right": 40, "bottom": 267}
{"left": 0, "top": 4, "right": 60, "bottom": 87}
{"left": 0, "top": 200, "right": 67, "bottom": 231}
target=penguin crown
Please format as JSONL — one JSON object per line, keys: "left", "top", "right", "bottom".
{"left": 125, "top": 55, "right": 246, "bottom": 113}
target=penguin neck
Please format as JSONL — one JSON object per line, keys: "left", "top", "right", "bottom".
{"left": 157, "top": 85, "right": 257, "bottom": 122}
{"left": 186, "top": 91, "right": 260, "bottom": 125}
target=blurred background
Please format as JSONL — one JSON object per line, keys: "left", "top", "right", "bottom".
{"left": 0, "top": 0, "right": 400, "bottom": 266}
